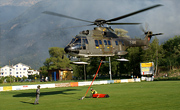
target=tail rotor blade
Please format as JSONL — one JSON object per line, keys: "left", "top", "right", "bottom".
{"left": 152, "top": 33, "right": 163, "bottom": 36}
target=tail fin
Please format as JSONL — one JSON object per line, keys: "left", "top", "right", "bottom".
{"left": 144, "top": 31, "right": 163, "bottom": 43}
{"left": 143, "top": 31, "right": 163, "bottom": 50}
{"left": 144, "top": 31, "right": 153, "bottom": 45}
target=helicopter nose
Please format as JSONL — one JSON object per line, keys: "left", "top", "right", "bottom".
{"left": 64, "top": 46, "right": 71, "bottom": 53}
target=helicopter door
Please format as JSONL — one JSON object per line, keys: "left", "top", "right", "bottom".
{"left": 94, "top": 40, "right": 103, "bottom": 54}
{"left": 115, "top": 40, "right": 120, "bottom": 51}
{"left": 103, "top": 40, "right": 108, "bottom": 52}
{"left": 107, "top": 40, "right": 113, "bottom": 53}
{"left": 81, "top": 37, "right": 89, "bottom": 51}
{"left": 99, "top": 40, "right": 103, "bottom": 49}
{"left": 103, "top": 40, "right": 112, "bottom": 53}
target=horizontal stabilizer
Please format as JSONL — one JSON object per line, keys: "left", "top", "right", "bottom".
{"left": 72, "top": 62, "right": 89, "bottom": 64}
{"left": 116, "top": 58, "right": 129, "bottom": 61}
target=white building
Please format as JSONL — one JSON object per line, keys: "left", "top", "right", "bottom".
{"left": 0, "top": 63, "right": 39, "bottom": 78}
{"left": 27, "top": 70, "right": 39, "bottom": 76}
{"left": 0, "top": 65, "right": 13, "bottom": 77}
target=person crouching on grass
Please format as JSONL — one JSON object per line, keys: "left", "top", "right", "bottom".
{"left": 34, "top": 85, "right": 40, "bottom": 104}
{"left": 90, "top": 88, "right": 98, "bottom": 98}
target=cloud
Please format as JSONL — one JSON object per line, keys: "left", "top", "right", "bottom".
{"left": 41, "top": 0, "right": 180, "bottom": 43}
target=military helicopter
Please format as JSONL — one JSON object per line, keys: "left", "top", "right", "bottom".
{"left": 43, "top": 4, "right": 163, "bottom": 58}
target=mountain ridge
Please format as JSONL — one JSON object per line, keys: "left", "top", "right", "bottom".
{"left": 0, "top": 0, "right": 71, "bottom": 69}
{"left": 0, "top": 0, "right": 42, "bottom": 6}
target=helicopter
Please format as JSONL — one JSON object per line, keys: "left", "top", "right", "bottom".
{"left": 43, "top": 4, "right": 163, "bottom": 58}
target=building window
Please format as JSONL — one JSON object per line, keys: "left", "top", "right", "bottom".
{"left": 16, "top": 72, "right": 18, "bottom": 74}
{"left": 1, "top": 73, "right": 3, "bottom": 75}
{"left": 16, "top": 65, "right": 18, "bottom": 67}
{"left": 10, "top": 69, "right": 12, "bottom": 71}
{"left": 24, "top": 68, "right": 26, "bottom": 70}
{"left": 10, "top": 72, "right": 12, "bottom": 75}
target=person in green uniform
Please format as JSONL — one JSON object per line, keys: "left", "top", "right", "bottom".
{"left": 90, "top": 88, "right": 98, "bottom": 97}
{"left": 34, "top": 85, "right": 40, "bottom": 104}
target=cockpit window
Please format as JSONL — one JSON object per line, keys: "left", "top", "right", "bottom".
{"left": 74, "top": 37, "right": 81, "bottom": 44}
{"left": 68, "top": 36, "right": 88, "bottom": 50}
{"left": 69, "top": 38, "right": 75, "bottom": 44}
{"left": 85, "top": 39, "right": 88, "bottom": 44}
{"left": 82, "top": 39, "right": 88, "bottom": 44}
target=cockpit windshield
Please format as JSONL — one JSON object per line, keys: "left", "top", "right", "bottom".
{"left": 65, "top": 36, "right": 88, "bottom": 54}
{"left": 74, "top": 37, "right": 81, "bottom": 44}
{"left": 69, "top": 36, "right": 81, "bottom": 45}
{"left": 69, "top": 38, "right": 75, "bottom": 44}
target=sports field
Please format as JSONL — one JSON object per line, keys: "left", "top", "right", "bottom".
{"left": 0, "top": 81, "right": 180, "bottom": 110}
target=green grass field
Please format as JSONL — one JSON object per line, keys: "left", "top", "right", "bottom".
{"left": 0, "top": 81, "right": 180, "bottom": 110}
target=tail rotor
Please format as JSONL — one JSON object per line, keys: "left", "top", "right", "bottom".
{"left": 140, "top": 23, "right": 163, "bottom": 41}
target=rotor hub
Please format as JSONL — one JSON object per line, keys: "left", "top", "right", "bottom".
{"left": 94, "top": 18, "right": 106, "bottom": 26}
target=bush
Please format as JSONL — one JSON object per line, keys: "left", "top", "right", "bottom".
{"left": 0, "top": 78, "right": 3, "bottom": 83}
{"left": 154, "top": 77, "right": 180, "bottom": 81}
{"left": 15, "top": 77, "right": 21, "bottom": 82}
{"left": 168, "top": 77, "right": 179, "bottom": 80}
{"left": 6, "top": 77, "right": 14, "bottom": 83}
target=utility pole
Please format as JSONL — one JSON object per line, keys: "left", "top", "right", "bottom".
{"left": 72, "top": 62, "right": 88, "bottom": 81}
{"left": 84, "top": 64, "right": 86, "bottom": 81}
{"left": 109, "top": 57, "right": 112, "bottom": 80}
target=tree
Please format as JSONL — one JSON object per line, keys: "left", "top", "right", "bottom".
{"left": 142, "top": 37, "right": 164, "bottom": 75}
{"left": 87, "top": 57, "right": 102, "bottom": 77}
{"left": 40, "top": 47, "right": 71, "bottom": 76}
{"left": 43, "top": 47, "right": 71, "bottom": 70}
{"left": 0, "top": 76, "right": 5, "bottom": 83}
{"left": 22, "top": 76, "right": 27, "bottom": 81}
{"left": 39, "top": 66, "right": 48, "bottom": 77}
{"left": 162, "top": 36, "right": 180, "bottom": 70}
{"left": 127, "top": 47, "right": 143, "bottom": 77}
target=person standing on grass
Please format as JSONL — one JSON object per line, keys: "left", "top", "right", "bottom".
{"left": 34, "top": 85, "right": 40, "bottom": 104}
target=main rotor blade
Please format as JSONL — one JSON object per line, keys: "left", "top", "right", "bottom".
{"left": 107, "top": 23, "right": 141, "bottom": 25}
{"left": 106, "top": 4, "right": 163, "bottom": 22}
{"left": 43, "top": 11, "right": 94, "bottom": 23}
{"left": 60, "top": 24, "right": 94, "bottom": 29}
